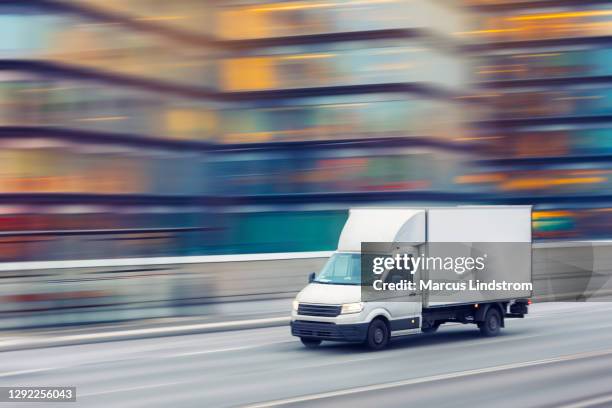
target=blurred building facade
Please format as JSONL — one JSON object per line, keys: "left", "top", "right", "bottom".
{"left": 464, "top": 0, "right": 612, "bottom": 239}
{"left": 0, "top": 0, "right": 610, "bottom": 261}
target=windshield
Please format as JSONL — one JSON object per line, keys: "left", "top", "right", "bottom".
{"left": 314, "top": 253, "right": 361, "bottom": 285}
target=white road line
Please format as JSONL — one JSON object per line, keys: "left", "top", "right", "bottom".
{"left": 0, "top": 367, "right": 56, "bottom": 378}
{"left": 239, "top": 348, "right": 612, "bottom": 408}
{"left": 0, "top": 317, "right": 289, "bottom": 350}
{"left": 167, "top": 341, "right": 293, "bottom": 358}
{"left": 0, "top": 339, "right": 293, "bottom": 379}
{"left": 559, "top": 393, "right": 612, "bottom": 408}
{"left": 80, "top": 381, "right": 187, "bottom": 397}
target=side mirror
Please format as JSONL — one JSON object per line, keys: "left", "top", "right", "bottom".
{"left": 308, "top": 272, "right": 316, "bottom": 283}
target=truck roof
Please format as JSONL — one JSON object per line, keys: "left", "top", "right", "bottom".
{"left": 338, "top": 208, "right": 426, "bottom": 252}
{"left": 337, "top": 206, "right": 532, "bottom": 251}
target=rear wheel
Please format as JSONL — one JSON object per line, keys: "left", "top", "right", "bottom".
{"left": 479, "top": 308, "right": 501, "bottom": 337}
{"left": 300, "top": 337, "right": 322, "bottom": 348}
{"left": 366, "top": 319, "right": 389, "bottom": 350}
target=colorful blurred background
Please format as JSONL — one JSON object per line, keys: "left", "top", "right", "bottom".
{"left": 4, "top": 3, "right": 612, "bottom": 403}
{"left": 0, "top": 0, "right": 612, "bottom": 260}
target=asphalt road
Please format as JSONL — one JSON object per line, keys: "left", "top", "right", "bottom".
{"left": 2, "top": 302, "right": 612, "bottom": 408}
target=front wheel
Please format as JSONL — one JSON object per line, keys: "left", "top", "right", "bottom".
{"left": 300, "top": 337, "right": 322, "bottom": 348}
{"left": 479, "top": 308, "right": 501, "bottom": 337}
{"left": 366, "top": 319, "right": 390, "bottom": 350}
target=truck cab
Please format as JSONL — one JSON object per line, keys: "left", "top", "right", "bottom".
{"left": 292, "top": 250, "right": 422, "bottom": 349}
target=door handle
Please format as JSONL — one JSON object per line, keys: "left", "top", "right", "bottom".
{"left": 408, "top": 292, "right": 417, "bottom": 297}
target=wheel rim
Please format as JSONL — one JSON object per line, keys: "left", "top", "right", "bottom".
{"left": 374, "top": 327, "right": 385, "bottom": 344}
{"left": 488, "top": 314, "right": 498, "bottom": 331}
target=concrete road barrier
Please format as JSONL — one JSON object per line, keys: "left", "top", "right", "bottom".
{"left": 0, "top": 243, "right": 610, "bottom": 329}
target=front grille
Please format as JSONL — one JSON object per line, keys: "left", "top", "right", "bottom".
{"left": 297, "top": 303, "right": 341, "bottom": 317}
{"left": 291, "top": 320, "right": 367, "bottom": 342}
{"left": 292, "top": 320, "right": 343, "bottom": 340}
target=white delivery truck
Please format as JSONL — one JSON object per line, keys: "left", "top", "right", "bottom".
{"left": 291, "top": 206, "right": 532, "bottom": 350}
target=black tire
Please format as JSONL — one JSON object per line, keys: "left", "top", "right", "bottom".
{"left": 300, "top": 337, "right": 322, "bottom": 348}
{"left": 366, "top": 319, "right": 390, "bottom": 350}
{"left": 422, "top": 322, "right": 440, "bottom": 334}
{"left": 479, "top": 308, "right": 502, "bottom": 337}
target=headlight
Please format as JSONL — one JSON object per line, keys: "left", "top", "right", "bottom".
{"left": 292, "top": 299, "right": 299, "bottom": 311}
{"left": 341, "top": 302, "right": 364, "bottom": 314}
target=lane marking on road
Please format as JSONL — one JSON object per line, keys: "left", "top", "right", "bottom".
{"left": 239, "top": 348, "right": 612, "bottom": 408}
{"left": 559, "top": 393, "right": 612, "bottom": 408}
{"left": 167, "top": 341, "right": 294, "bottom": 358}
{"left": 0, "top": 339, "right": 294, "bottom": 379}
{"left": 526, "top": 304, "right": 612, "bottom": 320}
{"left": 80, "top": 381, "right": 187, "bottom": 398}
{"left": 0, "top": 367, "right": 56, "bottom": 378}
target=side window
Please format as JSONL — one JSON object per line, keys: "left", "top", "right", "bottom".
{"left": 385, "top": 254, "right": 414, "bottom": 284}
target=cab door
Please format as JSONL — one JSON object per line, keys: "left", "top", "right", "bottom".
{"left": 383, "top": 247, "right": 422, "bottom": 336}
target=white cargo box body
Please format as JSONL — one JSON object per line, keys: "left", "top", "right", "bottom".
{"left": 337, "top": 206, "right": 532, "bottom": 307}
{"left": 426, "top": 207, "right": 532, "bottom": 243}
{"left": 424, "top": 206, "right": 532, "bottom": 307}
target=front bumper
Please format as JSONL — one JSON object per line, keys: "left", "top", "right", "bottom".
{"left": 291, "top": 320, "right": 368, "bottom": 342}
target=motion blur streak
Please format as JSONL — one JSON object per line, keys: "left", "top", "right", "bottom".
{"left": 0, "top": 0, "right": 611, "bottom": 264}
{"left": 1, "top": 2, "right": 612, "bottom": 406}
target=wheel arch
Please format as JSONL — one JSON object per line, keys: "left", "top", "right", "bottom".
{"left": 365, "top": 308, "right": 392, "bottom": 326}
